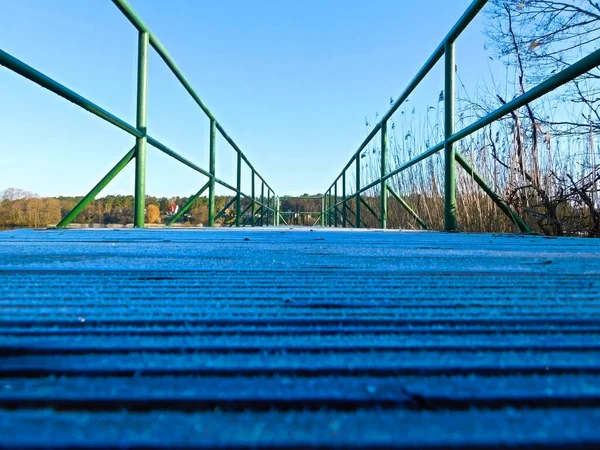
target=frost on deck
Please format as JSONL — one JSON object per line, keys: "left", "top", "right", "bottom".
{"left": 0, "top": 228, "right": 599, "bottom": 448}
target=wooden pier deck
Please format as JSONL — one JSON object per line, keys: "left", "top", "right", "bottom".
{"left": 1, "top": 228, "right": 599, "bottom": 448}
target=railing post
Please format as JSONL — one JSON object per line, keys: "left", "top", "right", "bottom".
{"left": 334, "top": 182, "right": 338, "bottom": 228}
{"left": 134, "top": 31, "right": 149, "bottom": 228}
{"left": 251, "top": 171, "right": 255, "bottom": 227}
{"left": 380, "top": 120, "right": 388, "bottom": 229}
{"left": 328, "top": 190, "right": 331, "bottom": 227}
{"left": 267, "top": 189, "right": 271, "bottom": 226}
{"left": 321, "top": 196, "right": 325, "bottom": 226}
{"left": 208, "top": 119, "right": 216, "bottom": 227}
{"left": 275, "top": 196, "right": 280, "bottom": 226}
{"left": 235, "top": 151, "right": 241, "bottom": 227}
{"left": 260, "top": 182, "right": 265, "bottom": 226}
{"left": 342, "top": 172, "right": 347, "bottom": 228}
{"left": 323, "top": 190, "right": 328, "bottom": 226}
{"left": 330, "top": 190, "right": 334, "bottom": 227}
{"left": 355, "top": 157, "right": 361, "bottom": 228}
{"left": 444, "top": 40, "right": 457, "bottom": 231}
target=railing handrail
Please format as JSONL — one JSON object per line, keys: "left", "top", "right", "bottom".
{"left": 0, "top": 0, "right": 277, "bottom": 228}
{"left": 323, "top": 0, "right": 600, "bottom": 233}
{"left": 325, "top": 0, "right": 488, "bottom": 194}
{"left": 112, "top": 0, "right": 274, "bottom": 194}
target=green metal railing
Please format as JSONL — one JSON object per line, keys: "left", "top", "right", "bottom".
{"left": 0, "top": 0, "right": 277, "bottom": 228}
{"left": 277, "top": 196, "right": 323, "bottom": 227}
{"left": 323, "top": 0, "right": 600, "bottom": 233}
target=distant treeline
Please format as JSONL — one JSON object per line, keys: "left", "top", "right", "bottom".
{"left": 0, "top": 188, "right": 324, "bottom": 228}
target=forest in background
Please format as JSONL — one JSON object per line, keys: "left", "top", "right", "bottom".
{"left": 0, "top": 188, "right": 323, "bottom": 228}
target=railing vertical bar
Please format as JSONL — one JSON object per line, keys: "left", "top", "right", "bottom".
{"left": 260, "top": 182, "right": 265, "bottom": 226}
{"left": 330, "top": 189, "right": 334, "bottom": 227}
{"left": 251, "top": 170, "right": 256, "bottom": 227}
{"left": 235, "top": 152, "right": 242, "bottom": 227}
{"left": 342, "top": 172, "right": 347, "bottom": 228}
{"left": 380, "top": 121, "right": 388, "bottom": 229}
{"left": 134, "top": 31, "right": 149, "bottom": 228}
{"left": 334, "top": 182, "right": 338, "bottom": 228}
{"left": 208, "top": 119, "right": 216, "bottom": 227}
{"left": 267, "top": 189, "right": 271, "bottom": 226}
{"left": 355, "top": 157, "right": 361, "bottom": 228}
{"left": 325, "top": 190, "right": 329, "bottom": 227}
{"left": 444, "top": 40, "right": 457, "bottom": 231}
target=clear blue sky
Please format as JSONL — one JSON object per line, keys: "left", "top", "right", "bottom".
{"left": 0, "top": 0, "right": 493, "bottom": 198}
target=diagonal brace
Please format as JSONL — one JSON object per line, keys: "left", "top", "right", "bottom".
{"left": 455, "top": 152, "right": 532, "bottom": 233}
{"left": 215, "top": 197, "right": 237, "bottom": 222}
{"left": 56, "top": 147, "right": 135, "bottom": 228}
{"left": 166, "top": 180, "right": 210, "bottom": 226}
{"left": 387, "top": 184, "right": 429, "bottom": 230}
{"left": 345, "top": 204, "right": 368, "bottom": 228}
{"left": 360, "top": 197, "right": 379, "bottom": 221}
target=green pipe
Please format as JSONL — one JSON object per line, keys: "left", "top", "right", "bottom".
{"left": 444, "top": 40, "right": 457, "bottom": 232}
{"left": 0, "top": 49, "right": 141, "bottom": 138}
{"left": 355, "top": 157, "right": 361, "bottom": 228}
{"left": 238, "top": 203, "right": 253, "bottom": 227}
{"left": 251, "top": 171, "right": 256, "bottom": 227}
{"left": 325, "top": 0, "right": 600, "bottom": 204}
{"left": 387, "top": 184, "right": 429, "bottom": 230}
{"left": 134, "top": 31, "right": 149, "bottom": 228}
{"left": 279, "top": 212, "right": 289, "bottom": 226}
{"left": 267, "top": 190, "right": 271, "bottom": 226}
{"left": 0, "top": 48, "right": 277, "bottom": 203}
{"left": 323, "top": 0, "right": 488, "bottom": 194}
{"left": 208, "top": 119, "right": 216, "bottom": 227}
{"left": 348, "top": 46, "right": 600, "bottom": 202}
{"left": 360, "top": 197, "right": 379, "bottom": 221}
{"left": 334, "top": 183, "right": 338, "bottom": 227}
{"left": 240, "top": 202, "right": 256, "bottom": 226}
{"left": 113, "top": 0, "right": 276, "bottom": 197}
{"left": 380, "top": 121, "right": 388, "bottom": 229}
{"left": 342, "top": 173, "right": 347, "bottom": 228}
{"left": 345, "top": 204, "right": 368, "bottom": 228}
{"left": 325, "top": 191, "right": 329, "bottom": 227}
{"left": 334, "top": 204, "right": 344, "bottom": 228}
{"left": 449, "top": 49, "right": 600, "bottom": 147}
{"left": 260, "top": 183, "right": 265, "bottom": 226}
{"left": 320, "top": 196, "right": 325, "bottom": 227}
{"left": 333, "top": 187, "right": 337, "bottom": 227}
{"left": 56, "top": 148, "right": 135, "bottom": 228}
{"left": 455, "top": 152, "right": 532, "bottom": 233}
{"left": 356, "top": 144, "right": 444, "bottom": 199}
{"left": 215, "top": 197, "right": 237, "bottom": 221}
{"left": 146, "top": 136, "right": 211, "bottom": 178}
{"left": 0, "top": 6, "right": 277, "bottom": 217}
{"left": 330, "top": 190, "right": 335, "bottom": 227}
{"left": 240, "top": 202, "right": 252, "bottom": 217}
{"left": 275, "top": 197, "right": 280, "bottom": 226}
{"left": 337, "top": 203, "right": 353, "bottom": 228}
{"left": 166, "top": 181, "right": 210, "bottom": 226}
{"left": 235, "top": 152, "right": 242, "bottom": 227}
{"left": 112, "top": 0, "right": 214, "bottom": 121}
